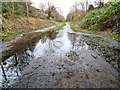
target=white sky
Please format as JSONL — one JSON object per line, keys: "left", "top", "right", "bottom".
{"left": 30, "top": 0, "right": 109, "bottom": 18}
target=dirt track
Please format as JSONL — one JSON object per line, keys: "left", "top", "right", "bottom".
{"left": 0, "top": 23, "right": 119, "bottom": 88}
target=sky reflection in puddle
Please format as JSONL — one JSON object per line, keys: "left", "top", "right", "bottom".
{"left": 0, "top": 24, "right": 89, "bottom": 88}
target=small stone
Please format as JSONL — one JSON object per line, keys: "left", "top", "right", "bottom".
{"left": 80, "top": 75, "right": 83, "bottom": 78}
{"left": 20, "top": 34, "right": 23, "bottom": 37}
{"left": 52, "top": 73, "right": 55, "bottom": 76}
{"left": 61, "top": 64, "right": 64, "bottom": 67}
{"left": 67, "top": 55, "right": 70, "bottom": 57}
{"left": 58, "top": 67, "right": 61, "bottom": 69}
{"left": 96, "top": 69, "right": 100, "bottom": 72}
{"left": 43, "top": 60, "right": 45, "bottom": 62}
{"left": 110, "top": 80, "right": 113, "bottom": 83}
{"left": 38, "top": 65, "right": 41, "bottom": 67}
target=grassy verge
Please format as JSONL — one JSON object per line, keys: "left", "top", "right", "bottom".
{"left": 54, "top": 22, "right": 66, "bottom": 31}
{"left": 0, "top": 31, "right": 18, "bottom": 41}
{"left": 71, "top": 24, "right": 119, "bottom": 41}
{"left": 79, "top": 2, "right": 120, "bottom": 32}
{"left": 70, "top": 2, "right": 120, "bottom": 42}
{"left": 1, "top": 16, "right": 59, "bottom": 41}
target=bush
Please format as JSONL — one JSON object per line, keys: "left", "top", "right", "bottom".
{"left": 79, "top": 1, "right": 120, "bottom": 33}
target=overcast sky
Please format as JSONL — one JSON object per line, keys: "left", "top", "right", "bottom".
{"left": 30, "top": 0, "right": 109, "bottom": 18}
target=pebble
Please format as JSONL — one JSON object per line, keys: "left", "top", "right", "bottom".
{"left": 96, "top": 69, "right": 100, "bottom": 72}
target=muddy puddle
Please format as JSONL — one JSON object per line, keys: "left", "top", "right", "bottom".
{"left": 0, "top": 24, "right": 119, "bottom": 88}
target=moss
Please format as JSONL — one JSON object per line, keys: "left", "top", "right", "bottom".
{"left": 54, "top": 22, "right": 66, "bottom": 31}
{"left": 70, "top": 25, "right": 79, "bottom": 31}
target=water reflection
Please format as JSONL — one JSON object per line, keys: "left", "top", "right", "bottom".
{"left": 0, "top": 48, "right": 34, "bottom": 87}
{"left": 0, "top": 25, "right": 89, "bottom": 87}
{"left": 68, "top": 33, "right": 89, "bottom": 50}
{"left": 0, "top": 30, "right": 59, "bottom": 87}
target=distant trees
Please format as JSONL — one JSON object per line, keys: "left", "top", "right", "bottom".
{"left": 2, "top": 2, "right": 35, "bottom": 17}
{"left": 88, "top": 4, "right": 94, "bottom": 10}
{"left": 2, "top": 1, "right": 64, "bottom": 22}
{"left": 73, "top": 1, "right": 86, "bottom": 11}
{"left": 46, "top": 2, "right": 57, "bottom": 19}
{"left": 95, "top": 0, "right": 104, "bottom": 8}
{"left": 51, "top": 9, "right": 65, "bottom": 22}
{"left": 2, "top": 2, "right": 31, "bottom": 16}
{"left": 79, "top": 1, "right": 86, "bottom": 11}
{"left": 70, "top": 0, "right": 92, "bottom": 12}
{"left": 66, "top": 0, "right": 88, "bottom": 22}
{"left": 40, "top": 1, "right": 65, "bottom": 21}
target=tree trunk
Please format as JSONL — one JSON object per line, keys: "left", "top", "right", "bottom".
{"left": 26, "top": 1, "right": 29, "bottom": 17}
{"left": 86, "top": 0, "right": 88, "bottom": 12}
{"left": 12, "top": 2, "right": 14, "bottom": 14}
{"left": 48, "top": 8, "right": 51, "bottom": 20}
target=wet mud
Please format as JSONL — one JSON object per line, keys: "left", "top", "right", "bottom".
{"left": 0, "top": 23, "right": 119, "bottom": 88}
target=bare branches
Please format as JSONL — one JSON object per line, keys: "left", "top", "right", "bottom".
{"left": 46, "top": 2, "right": 57, "bottom": 19}
{"left": 72, "top": 0, "right": 88, "bottom": 12}
{"left": 95, "top": 0, "right": 104, "bottom": 7}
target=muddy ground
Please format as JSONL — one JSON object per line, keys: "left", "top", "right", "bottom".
{"left": 0, "top": 23, "right": 119, "bottom": 88}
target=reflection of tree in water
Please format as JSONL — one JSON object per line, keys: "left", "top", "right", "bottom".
{"left": 1, "top": 48, "right": 34, "bottom": 83}
{"left": 40, "top": 30, "right": 58, "bottom": 44}
{"left": 1, "top": 30, "right": 61, "bottom": 83}
{"left": 68, "top": 33, "right": 87, "bottom": 50}
{"left": 48, "top": 31, "right": 63, "bottom": 52}
{"left": 68, "top": 33, "right": 77, "bottom": 48}
{"left": 68, "top": 33, "right": 80, "bottom": 50}
{"left": 14, "top": 49, "right": 33, "bottom": 71}
{"left": 41, "top": 30, "right": 62, "bottom": 52}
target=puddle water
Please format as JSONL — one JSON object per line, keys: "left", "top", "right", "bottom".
{"left": 0, "top": 24, "right": 89, "bottom": 88}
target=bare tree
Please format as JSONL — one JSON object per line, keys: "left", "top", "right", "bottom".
{"left": 46, "top": 2, "right": 56, "bottom": 19}
{"left": 86, "top": 0, "right": 88, "bottom": 11}
{"left": 74, "top": 2, "right": 79, "bottom": 11}
{"left": 79, "top": 1, "right": 85, "bottom": 11}
{"left": 95, "top": 0, "right": 104, "bottom": 7}
{"left": 74, "top": 0, "right": 86, "bottom": 11}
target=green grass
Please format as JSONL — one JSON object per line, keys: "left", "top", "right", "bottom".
{"left": 1, "top": 23, "right": 62, "bottom": 41}
{"left": 70, "top": 1, "right": 120, "bottom": 42}
{"left": 79, "top": 1, "right": 120, "bottom": 32}
{"left": 71, "top": 24, "right": 97, "bottom": 34}
{"left": 82, "top": 35, "right": 115, "bottom": 48}
{"left": 0, "top": 31, "right": 18, "bottom": 41}
{"left": 54, "top": 22, "right": 66, "bottom": 31}
{"left": 71, "top": 24, "right": 119, "bottom": 41}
